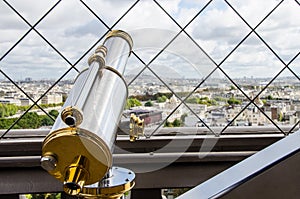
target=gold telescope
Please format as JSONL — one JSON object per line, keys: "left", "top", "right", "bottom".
{"left": 41, "top": 30, "right": 135, "bottom": 198}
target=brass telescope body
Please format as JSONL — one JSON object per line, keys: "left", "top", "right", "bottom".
{"left": 41, "top": 30, "right": 133, "bottom": 197}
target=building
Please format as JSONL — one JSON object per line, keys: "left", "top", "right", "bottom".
{"left": 128, "top": 109, "right": 163, "bottom": 126}
{"left": 40, "top": 93, "right": 63, "bottom": 105}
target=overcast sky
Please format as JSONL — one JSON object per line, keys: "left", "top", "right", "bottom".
{"left": 0, "top": 0, "right": 299, "bottom": 82}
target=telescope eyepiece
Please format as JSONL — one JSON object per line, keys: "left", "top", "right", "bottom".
{"left": 64, "top": 115, "right": 76, "bottom": 127}
{"left": 61, "top": 106, "right": 83, "bottom": 127}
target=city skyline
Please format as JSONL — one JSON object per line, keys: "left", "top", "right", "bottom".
{"left": 1, "top": 75, "right": 300, "bottom": 132}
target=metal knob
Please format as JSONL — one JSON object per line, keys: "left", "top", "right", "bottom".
{"left": 41, "top": 155, "right": 57, "bottom": 171}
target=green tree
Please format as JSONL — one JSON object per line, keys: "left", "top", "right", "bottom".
{"left": 17, "top": 112, "right": 41, "bottom": 129}
{"left": 26, "top": 193, "right": 61, "bottom": 199}
{"left": 164, "top": 118, "right": 182, "bottom": 127}
{"left": 125, "top": 98, "right": 142, "bottom": 109}
{"left": 19, "top": 105, "right": 30, "bottom": 111}
{"left": 0, "top": 118, "right": 17, "bottom": 129}
{"left": 267, "top": 95, "right": 274, "bottom": 100}
{"left": 164, "top": 120, "right": 173, "bottom": 127}
{"left": 209, "top": 99, "right": 217, "bottom": 106}
{"left": 48, "top": 109, "right": 59, "bottom": 118}
{"left": 186, "top": 97, "right": 216, "bottom": 106}
{"left": 40, "top": 115, "right": 55, "bottom": 126}
{"left": 157, "top": 95, "right": 168, "bottom": 103}
{"left": 172, "top": 118, "right": 182, "bottom": 127}
{"left": 6, "top": 104, "right": 18, "bottom": 116}
{"left": 144, "top": 100, "right": 153, "bottom": 107}
{"left": 186, "top": 97, "right": 199, "bottom": 104}
{"left": 227, "top": 97, "right": 241, "bottom": 105}
{"left": 278, "top": 112, "right": 284, "bottom": 122}
{"left": 230, "top": 85, "right": 237, "bottom": 90}
{"left": 153, "top": 92, "right": 172, "bottom": 100}
{"left": 0, "top": 103, "right": 5, "bottom": 118}
{"left": 0, "top": 103, "right": 18, "bottom": 118}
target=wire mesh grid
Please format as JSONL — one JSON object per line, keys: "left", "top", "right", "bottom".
{"left": 0, "top": 0, "right": 299, "bottom": 138}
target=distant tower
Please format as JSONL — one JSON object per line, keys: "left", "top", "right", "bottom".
{"left": 25, "top": 77, "right": 32, "bottom": 82}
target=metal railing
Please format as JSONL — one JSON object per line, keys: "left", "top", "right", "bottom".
{"left": 0, "top": 127, "right": 286, "bottom": 194}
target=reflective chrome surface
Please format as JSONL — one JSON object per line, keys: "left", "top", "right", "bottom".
{"left": 104, "top": 30, "right": 133, "bottom": 74}
{"left": 80, "top": 166, "right": 135, "bottom": 199}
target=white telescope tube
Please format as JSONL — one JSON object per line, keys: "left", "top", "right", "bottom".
{"left": 41, "top": 30, "right": 133, "bottom": 195}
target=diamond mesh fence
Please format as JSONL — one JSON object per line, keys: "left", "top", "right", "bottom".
{"left": 0, "top": 0, "right": 299, "bottom": 138}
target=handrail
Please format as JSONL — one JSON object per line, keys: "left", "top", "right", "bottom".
{"left": 0, "top": 125, "right": 297, "bottom": 138}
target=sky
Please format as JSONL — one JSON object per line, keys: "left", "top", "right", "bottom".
{"left": 0, "top": 0, "right": 299, "bottom": 82}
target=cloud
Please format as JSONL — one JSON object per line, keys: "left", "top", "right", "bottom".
{"left": 227, "top": 0, "right": 281, "bottom": 26}
{"left": 82, "top": 0, "right": 141, "bottom": 26}
{"left": 183, "top": 1, "right": 251, "bottom": 62}
{"left": 126, "top": 28, "right": 216, "bottom": 80}
{"left": 255, "top": 0, "right": 300, "bottom": 63}
{"left": 179, "top": 0, "right": 300, "bottom": 67}
{"left": 0, "top": 1, "right": 28, "bottom": 29}
{"left": 64, "top": 19, "right": 107, "bottom": 38}
{"left": 0, "top": 0, "right": 299, "bottom": 81}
